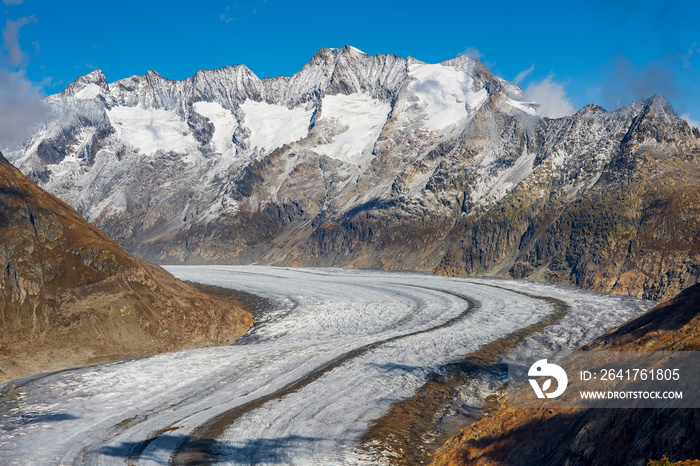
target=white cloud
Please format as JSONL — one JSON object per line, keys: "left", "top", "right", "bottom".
{"left": 525, "top": 75, "right": 575, "bottom": 118}
{"left": 0, "top": 12, "right": 50, "bottom": 152}
{"left": 0, "top": 70, "right": 49, "bottom": 151}
{"left": 682, "top": 113, "right": 700, "bottom": 130}
{"left": 2, "top": 15, "right": 38, "bottom": 67}
{"left": 460, "top": 46, "right": 483, "bottom": 60}
{"left": 2, "top": 0, "right": 23, "bottom": 5}
{"left": 513, "top": 64, "right": 535, "bottom": 85}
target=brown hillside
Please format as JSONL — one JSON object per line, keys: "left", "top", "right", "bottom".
{"left": 0, "top": 152, "right": 253, "bottom": 383}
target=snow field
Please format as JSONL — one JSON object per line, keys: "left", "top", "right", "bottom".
{"left": 403, "top": 63, "right": 484, "bottom": 131}
{"left": 75, "top": 83, "right": 101, "bottom": 100}
{"left": 239, "top": 100, "right": 313, "bottom": 152}
{"left": 193, "top": 101, "right": 238, "bottom": 155}
{"left": 313, "top": 94, "right": 391, "bottom": 164}
{"left": 106, "top": 106, "right": 198, "bottom": 156}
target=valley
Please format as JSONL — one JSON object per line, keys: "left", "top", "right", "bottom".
{"left": 0, "top": 266, "right": 652, "bottom": 465}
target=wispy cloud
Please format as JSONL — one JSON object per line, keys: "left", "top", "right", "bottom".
{"left": 682, "top": 113, "right": 699, "bottom": 130}
{"left": 2, "top": 15, "right": 38, "bottom": 67}
{"left": 599, "top": 55, "right": 678, "bottom": 110}
{"left": 0, "top": 11, "right": 52, "bottom": 151}
{"left": 513, "top": 64, "right": 535, "bottom": 85}
{"left": 460, "top": 46, "right": 483, "bottom": 60}
{"left": 525, "top": 75, "right": 575, "bottom": 118}
{"left": 220, "top": 1, "right": 267, "bottom": 24}
{"left": 2, "top": 0, "right": 24, "bottom": 5}
{"left": 220, "top": 6, "right": 236, "bottom": 23}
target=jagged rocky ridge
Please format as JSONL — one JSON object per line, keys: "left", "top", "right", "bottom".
{"left": 0, "top": 152, "right": 252, "bottom": 383}
{"left": 7, "top": 46, "right": 700, "bottom": 300}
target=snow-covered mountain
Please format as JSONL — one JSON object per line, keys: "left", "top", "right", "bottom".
{"left": 7, "top": 46, "right": 700, "bottom": 300}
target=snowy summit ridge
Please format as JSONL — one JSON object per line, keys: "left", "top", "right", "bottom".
{"left": 9, "top": 44, "right": 519, "bottom": 232}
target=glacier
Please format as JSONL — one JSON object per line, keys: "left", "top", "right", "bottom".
{"left": 0, "top": 267, "right": 652, "bottom": 465}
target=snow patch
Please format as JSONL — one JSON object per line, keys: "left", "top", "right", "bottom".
{"left": 44, "top": 127, "right": 96, "bottom": 181}
{"left": 472, "top": 151, "right": 537, "bottom": 205}
{"left": 200, "top": 193, "right": 240, "bottom": 221}
{"left": 405, "top": 63, "right": 485, "bottom": 131}
{"left": 87, "top": 189, "right": 128, "bottom": 221}
{"left": 313, "top": 94, "right": 390, "bottom": 163}
{"left": 106, "top": 106, "right": 197, "bottom": 156}
{"left": 47, "top": 155, "right": 82, "bottom": 179}
{"left": 74, "top": 83, "right": 101, "bottom": 100}
{"left": 468, "top": 87, "right": 489, "bottom": 111}
{"left": 488, "top": 151, "right": 537, "bottom": 199}
{"left": 507, "top": 98, "right": 539, "bottom": 116}
{"left": 193, "top": 101, "right": 238, "bottom": 155}
{"left": 240, "top": 100, "right": 312, "bottom": 152}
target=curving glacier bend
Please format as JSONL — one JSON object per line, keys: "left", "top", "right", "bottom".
{"left": 0, "top": 267, "right": 653, "bottom": 465}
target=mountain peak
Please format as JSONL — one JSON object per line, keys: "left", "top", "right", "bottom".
{"left": 60, "top": 69, "right": 108, "bottom": 98}
{"left": 440, "top": 54, "right": 476, "bottom": 69}
{"left": 76, "top": 69, "right": 107, "bottom": 85}
{"left": 146, "top": 69, "right": 168, "bottom": 81}
{"left": 642, "top": 93, "right": 678, "bottom": 118}
{"left": 309, "top": 47, "right": 342, "bottom": 62}
{"left": 341, "top": 44, "right": 367, "bottom": 55}
{"left": 12, "top": 45, "right": 700, "bottom": 308}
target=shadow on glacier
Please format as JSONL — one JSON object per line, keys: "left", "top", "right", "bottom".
{"left": 367, "top": 362, "right": 429, "bottom": 374}
{"left": 99, "top": 434, "right": 322, "bottom": 463}
{"left": 15, "top": 412, "right": 79, "bottom": 425}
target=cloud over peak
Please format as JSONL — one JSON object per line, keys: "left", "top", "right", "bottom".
{"left": 460, "top": 46, "right": 483, "bottom": 60}
{"left": 525, "top": 75, "right": 575, "bottom": 119}
{"left": 682, "top": 113, "right": 699, "bottom": 130}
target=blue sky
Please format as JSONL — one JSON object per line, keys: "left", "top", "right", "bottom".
{"left": 1, "top": 0, "right": 699, "bottom": 130}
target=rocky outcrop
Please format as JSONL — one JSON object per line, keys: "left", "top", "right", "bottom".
{"left": 431, "top": 283, "right": 700, "bottom": 466}
{"left": 0, "top": 152, "right": 253, "bottom": 383}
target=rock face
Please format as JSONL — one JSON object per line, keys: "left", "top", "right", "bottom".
{"left": 7, "top": 46, "right": 700, "bottom": 300}
{"left": 431, "top": 283, "right": 700, "bottom": 466}
{"left": 0, "top": 152, "right": 252, "bottom": 383}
